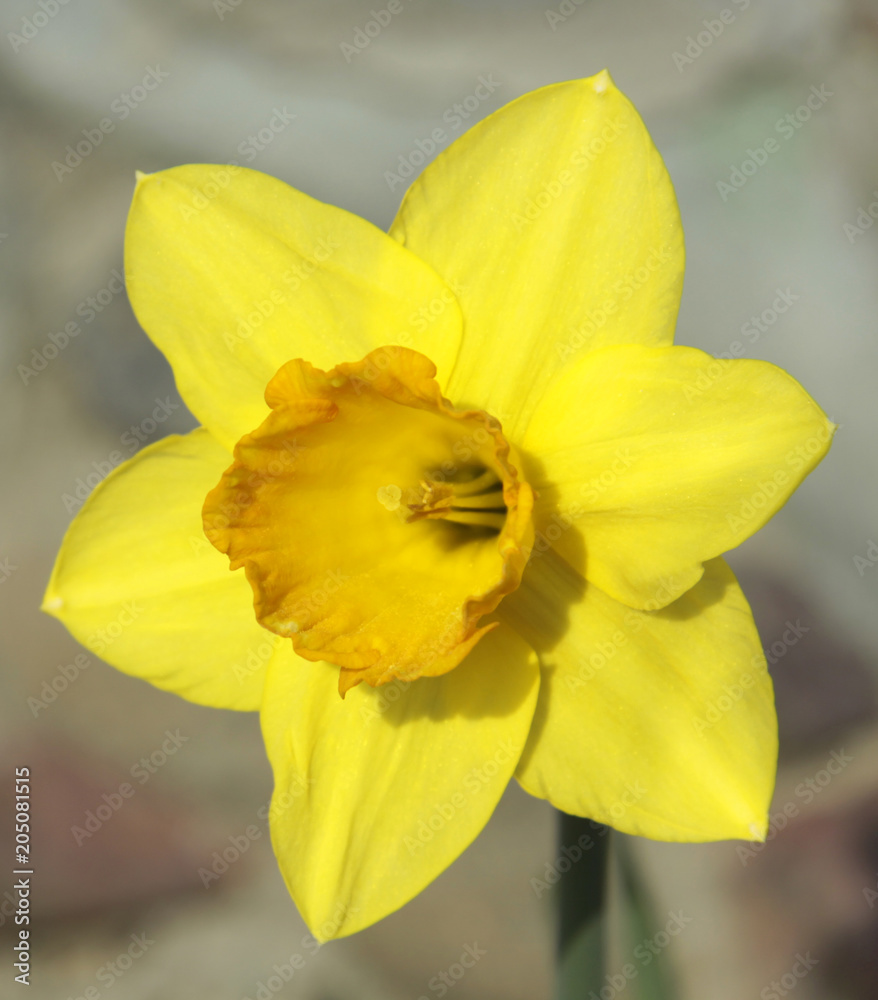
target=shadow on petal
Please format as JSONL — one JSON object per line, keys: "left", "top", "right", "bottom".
{"left": 363, "top": 622, "right": 540, "bottom": 726}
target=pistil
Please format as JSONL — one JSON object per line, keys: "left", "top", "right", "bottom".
{"left": 407, "top": 468, "right": 508, "bottom": 531}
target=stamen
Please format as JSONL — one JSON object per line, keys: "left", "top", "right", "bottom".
{"left": 449, "top": 467, "right": 500, "bottom": 497}
{"left": 444, "top": 509, "right": 506, "bottom": 530}
{"left": 406, "top": 470, "right": 507, "bottom": 531}
{"left": 203, "top": 346, "right": 535, "bottom": 692}
{"left": 406, "top": 480, "right": 454, "bottom": 522}
{"left": 448, "top": 488, "right": 506, "bottom": 510}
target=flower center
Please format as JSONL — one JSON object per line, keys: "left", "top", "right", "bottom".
{"left": 203, "top": 347, "right": 534, "bottom": 694}
{"left": 406, "top": 466, "right": 508, "bottom": 530}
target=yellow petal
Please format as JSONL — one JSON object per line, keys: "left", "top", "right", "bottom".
{"left": 260, "top": 623, "right": 540, "bottom": 939}
{"left": 125, "top": 165, "right": 463, "bottom": 451}
{"left": 505, "top": 553, "right": 776, "bottom": 841}
{"left": 389, "top": 71, "right": 684, "bottom": 439}
{"left": 43, "top": 430, "right": 278, "bottom": 710}
{"left": 525, "top": 344, "right": 835, "bottom": 610}
{"left": 204, "top": 347, "right": 533, "bottom": 691}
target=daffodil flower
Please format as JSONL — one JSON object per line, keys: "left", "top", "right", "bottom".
{"left": 43, "top": 71, "right": 834, "bottom": 940}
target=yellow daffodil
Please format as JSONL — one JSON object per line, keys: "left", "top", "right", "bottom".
{"left": 43, "top": 71, "right": 834, "bottom": 940}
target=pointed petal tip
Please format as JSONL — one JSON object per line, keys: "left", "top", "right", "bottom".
{"left": 746, "top": 817, "right": 768, "bottom": 843}
{"left": 41, "top": 593, "right": 64, "bottom": 616}
{"left": 40, "top": 569, "right": 64, "bottom": 618}
{"left": 262, "top": 627, "right": 539, "bottom": 938}
{"left": 589, "top": 68, "right": 614, "bottom": 94}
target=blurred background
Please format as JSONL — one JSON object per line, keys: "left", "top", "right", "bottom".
{"left": 2, "top": 0, "right": 877, "bottom": 997}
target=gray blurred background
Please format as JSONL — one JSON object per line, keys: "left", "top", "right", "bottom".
{"left": 2, "top": 1, "right": 878, "bottom": 997}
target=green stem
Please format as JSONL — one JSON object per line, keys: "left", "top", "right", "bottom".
{"left": 554, "top": 813, "right": 611, "bottom": 1000}
{"left": 615, "top": 836, "right": 675, "bottom": 1000}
